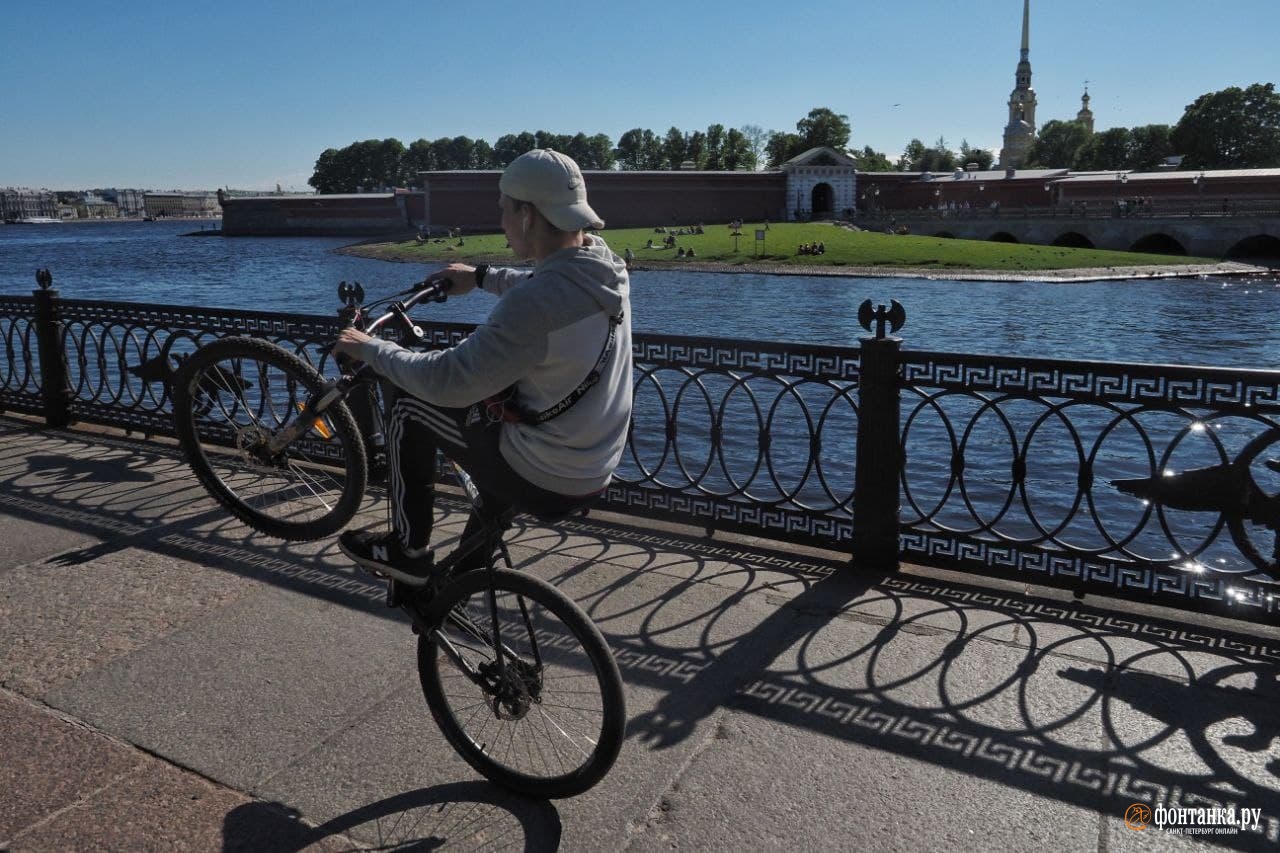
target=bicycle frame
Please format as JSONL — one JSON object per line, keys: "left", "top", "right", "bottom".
{"left": 265, "top": 279, "right": 450, "bottom": 456}
{"left": 275, "top": 276, "right": 546, "bottom": 693}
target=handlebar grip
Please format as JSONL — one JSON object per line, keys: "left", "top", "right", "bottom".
{"left": 413, "top": 276, "right": 453, "bottom": 294}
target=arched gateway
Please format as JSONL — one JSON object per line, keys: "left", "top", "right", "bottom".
{"left": 782, "top": 147, "right": 858, "bottom": 221}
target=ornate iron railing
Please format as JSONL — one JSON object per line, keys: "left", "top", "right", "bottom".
{"left": 0, "top": 281, "right": 861, "bottom": 551}
{"left": 897, "top": 349, "right": 1280, "bottom": 617}
{"left": 3, "top": 280, "right": 1278, "bottom": 621}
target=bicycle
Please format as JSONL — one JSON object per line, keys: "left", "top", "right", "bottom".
{"left": 170, "top": 278, "right": 626, "bottom": 798}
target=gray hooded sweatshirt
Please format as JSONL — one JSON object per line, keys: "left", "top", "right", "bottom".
{"left": 353, "top": 234, "right": 633, "bottom": 496}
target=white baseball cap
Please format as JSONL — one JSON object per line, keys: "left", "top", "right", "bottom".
{"left": 499, "top": 149, "right": 605, "bottom": 231}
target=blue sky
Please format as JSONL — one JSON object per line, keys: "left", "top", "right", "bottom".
{"left": 3, "top": 0, "right": 1277, "bottom": 190}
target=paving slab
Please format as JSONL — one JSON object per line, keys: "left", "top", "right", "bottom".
{"left": 44, "top": 583, "right": 417, "bottom": 793}
{"left": 0, "top": 546, "right": 266, "bottom": 698}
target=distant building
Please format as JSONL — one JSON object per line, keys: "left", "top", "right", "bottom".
{"left": 998, "top": 0, "right": 1038, "bottom": 169}
{"left": 81, "top": 192, "right": 119, "bottom": 219}
{"left": 143, "top": 191, "right": 221, "bottom": 218}
{"left": 780, "top": 147, "right": 859, "bottom": 220}
{"left": 1, "top": 188, "right": 57, "bottom": 222}
{"left": 103, "top": 188, "right": 146, "bottom": 217}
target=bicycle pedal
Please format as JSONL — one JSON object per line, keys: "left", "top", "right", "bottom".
{"left": 386, "top": 578, "right": 406, "bottom": 608}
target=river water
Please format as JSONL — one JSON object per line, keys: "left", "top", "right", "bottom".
{"left": 3, "top": 219, "right": 1279, "bottom": 367}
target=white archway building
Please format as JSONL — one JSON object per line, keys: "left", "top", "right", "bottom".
{"left": 782, "top": 147, "right": 859, "bottom": 221}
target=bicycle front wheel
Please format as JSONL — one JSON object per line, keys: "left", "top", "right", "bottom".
{"left": 418, "top": 569, "right": 625, "bottom": 798}
{"left": 172, "top": 336, "right": 367, "bottom": 540}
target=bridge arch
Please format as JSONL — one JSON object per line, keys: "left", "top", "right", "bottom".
{"left": 989, "top": 232, "right": 1019, "bottom": 243}
{"left": 1052, "top": 231, "right": 1094, "bottom": 249}
{"left": 1130, "top": 233, "right": 1187, "bottom": 256}
{"left": 1226, "top": 234, "right": 1280, "bottom": 260}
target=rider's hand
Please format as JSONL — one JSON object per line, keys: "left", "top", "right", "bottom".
{"left": 431, "top": 263, "right": 479, "bottom": 295}
{"left": 332, "top": 327, "right": 373, "bottom": 360}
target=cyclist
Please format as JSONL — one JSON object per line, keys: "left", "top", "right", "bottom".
{"left": 332, "top": 149, "right": 633, "bottom": 583}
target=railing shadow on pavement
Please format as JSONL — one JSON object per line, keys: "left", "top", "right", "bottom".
{"left": 4, "top": 419, "right": 1280, "bottom": 849}
{"left": 497, "top": 515, "right": 1280, "bottom": 850}
{"left": 220, "top": 782, "right": 560, "bottom": 852}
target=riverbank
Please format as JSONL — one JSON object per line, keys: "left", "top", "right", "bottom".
{"left": 337, "top": 220, "right": 1277, "bottom": 282}
{"left": 338, "top": 240, "right": 1270, "bottom": 283}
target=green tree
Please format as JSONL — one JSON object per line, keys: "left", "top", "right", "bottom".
{"left": 701, "top": 124, "right": 725, "bottom": 170}
{"left": 1023, "top": 119, "right": 1090, "bottom": 168}
{"left": 534, "top": 130, "right": 573, "bottom": 152}
{"left": 897, "top": 138, "right": 926, "bottom": 171}
{"left": 309, "top": 148, "right": 343, "bottom": 192}
{"left": 739, "top": 124, "right": 769, "bottom": 170}
{"left": 723, "top": 127, "right": 755, "bottom": 171}
{"left": 445, "top": 135, "right": 477, "bottom": 170}
{"left": 403, "top": 138, "right": 437, "bottom": 177}
{"left": 566, "top": 132, "right": 592, "bottom": 167}
{"left": 958, "top": 140, "right": 994, "bottom": 171}
{"left": 796, "top": 107, "right": 852, "bottom": 151}
{"left": 1172, "top": 83, "right": 1280, "bottom": 169}
{"left": 493, "top": 132, "right": 536, "bottom": 166}
{"left": 1128, "top": 124, "right": 1173, "bottom": 171}
{"left": 766, "top": 131, "right": 802, "bottom": 167}
{"left": 615, "top": 128, "right": 662, "bottom": 170}
{"left": 1074, "top": 127, "right": 1133, "bottom": 170}
{"left": 662, "top": 127, "right": 687, "bottom": 170}
{"left": 582, "top": 133, "right": 616, "bottom": 170}
{"left": 919, "top": 136, "right": 957, "bottom": 172}
{"left": 685, "top": 130, "right": 706, "bottom": 169}
{"left": 472, "top": 139, "right": 497, "bottom": 169}
{"left": 852, "top": 145, "right": 894, "bottom": 171}
{"left": 374, "top": 138, "right": 407, "bottom": 187}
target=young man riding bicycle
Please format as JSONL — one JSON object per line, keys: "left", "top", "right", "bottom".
{"left": 331, "top": 149, "right": 633, "bottom": 583}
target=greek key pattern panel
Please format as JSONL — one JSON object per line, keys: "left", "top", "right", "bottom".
{"left": 900, "top": 532, "right": 1279, "bottom": 616}
{"left": 601, "top": 484, "right": 854, "bottom": 547}
{"left": 903, "top": 350, "right": 1280, "bottom": 412}
{"left": 635, "top": 332, "right": 860, "bottom": 382}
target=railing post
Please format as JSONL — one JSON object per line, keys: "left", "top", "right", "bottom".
{"left": 853, "top": 299, "right": 905, "bottom": 571}
{"left": 32, "top": 269, "right": 72, "bottom": 428}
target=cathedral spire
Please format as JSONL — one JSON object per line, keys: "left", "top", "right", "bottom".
{"left": 999, "top": 0, "right": 1038, "bottom": 168}
{"left": 1020, "top": 0, "right": 1030, "bottom": 60}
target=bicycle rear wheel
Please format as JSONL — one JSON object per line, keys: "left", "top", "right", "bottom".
{"left": 172, "top": 336, "right": 367, "bottom": 540}
{"left": 417, "top": 569, "right": 625, "bottom": 798}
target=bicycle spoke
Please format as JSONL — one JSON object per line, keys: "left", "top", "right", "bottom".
{"left": 421, "top": 574, "right": 619, "bottom": 792}
{"left": 175, "top": 338, "right": 365, "bottom": 540}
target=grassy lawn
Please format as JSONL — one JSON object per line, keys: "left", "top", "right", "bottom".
{"left": 353, "top": 221, "right": 1217, "bottom": 271}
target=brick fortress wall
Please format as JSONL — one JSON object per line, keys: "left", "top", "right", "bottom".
{"left": 422, "top": 170, "right": 788, "bottom": 233}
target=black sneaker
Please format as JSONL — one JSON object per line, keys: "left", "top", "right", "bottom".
{"left": 339, "top": 529, "right": 433, "bottom": 586}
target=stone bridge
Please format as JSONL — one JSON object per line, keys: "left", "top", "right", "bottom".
{"left": 875, "top": 211, "right": 1280, "bottom": 259}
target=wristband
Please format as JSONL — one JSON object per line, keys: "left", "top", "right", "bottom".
{"left": 474, "top": 264, "right": 489, "bottom": 291}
